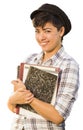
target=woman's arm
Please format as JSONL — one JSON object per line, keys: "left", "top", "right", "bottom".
{"left": 7, "top": 79, "right": 64, "bottom": 124}
{"left": 29, "top": 63, "right": 79, "bottom": 125}
{"left": 7, "top": 79, "right": 34, "bottom": 113}
{"left": 30, "top": 97, "right": 64, "bottom": 125}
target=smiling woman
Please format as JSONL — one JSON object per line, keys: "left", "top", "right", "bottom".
{"left": 7, "top": 2, "right": 80, "bottom": 130}
{"left": 0, "top": 0, "right": 82, "bottom": 130}
{"left": 34, "top": 22, "right": 64, "bottom": 62}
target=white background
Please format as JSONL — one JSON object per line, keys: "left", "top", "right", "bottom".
{"left": 0, "top": 0, "right": 82, "bottom": 129}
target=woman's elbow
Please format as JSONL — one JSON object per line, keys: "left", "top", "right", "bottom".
{"left": 55, "top": 116, "right": 64, "bottom": 125}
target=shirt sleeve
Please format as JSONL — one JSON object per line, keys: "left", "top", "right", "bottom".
{"left": 55, "top": 60, "right": 79, "bottom": 120}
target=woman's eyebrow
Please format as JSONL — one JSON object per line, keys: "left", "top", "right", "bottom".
{"left": 43, "top": 27, "right": 52, "bottom": 30}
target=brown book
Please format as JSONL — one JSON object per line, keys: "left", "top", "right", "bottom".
{"left": 17, "top": 63, "right": 60, "bottom": 113}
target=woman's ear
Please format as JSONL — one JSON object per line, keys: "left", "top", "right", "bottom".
{"left": 60, "top": 26, "right": 65, "bottom": 37}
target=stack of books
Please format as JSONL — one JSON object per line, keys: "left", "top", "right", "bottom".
{"left": 16, "top": 63, "right": 60, "bottom": 114}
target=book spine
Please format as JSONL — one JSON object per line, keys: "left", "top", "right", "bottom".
{"left": 18, "top": 63, "right": 25, "bottom": 80}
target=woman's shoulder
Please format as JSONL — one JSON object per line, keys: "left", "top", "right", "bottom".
{"left": 25, "top": 53, "right": 38, "bottom": 62}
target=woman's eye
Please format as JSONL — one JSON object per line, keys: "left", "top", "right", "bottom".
{"left": 45, "top": 30, "right": 51, "bottom": 33}
{"left": 35, "top": 30, "right": 39, "bottom": 33}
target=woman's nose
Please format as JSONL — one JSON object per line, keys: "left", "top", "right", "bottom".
{"left": 39, "top": 32, "right": 46, "bottom": 40}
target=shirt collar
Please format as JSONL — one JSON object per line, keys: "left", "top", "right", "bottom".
{"left": 33, "top": 46, "right": 65, "bottom": 66}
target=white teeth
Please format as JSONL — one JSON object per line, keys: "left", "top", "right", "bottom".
{"left": 41, "top": 43, "right": 47, "bottom": 45}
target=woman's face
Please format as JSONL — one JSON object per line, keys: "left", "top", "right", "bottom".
{"left": 35, "top": 22, "right": 64, "bottom": 54}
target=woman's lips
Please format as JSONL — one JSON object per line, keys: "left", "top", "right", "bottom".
{"left": 40, "top": 42, "right": 48, "bottom": 46}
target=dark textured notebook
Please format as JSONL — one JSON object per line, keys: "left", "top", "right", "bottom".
{"left": 17, "top": 63, "right": 59, "bottom": 114}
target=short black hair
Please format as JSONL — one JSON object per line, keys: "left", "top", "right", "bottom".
{"left": 30, "top": 3, "right": 71, "bottom": 36}
{"left": 32, "top": 11, "right": 64, "bottom": 31}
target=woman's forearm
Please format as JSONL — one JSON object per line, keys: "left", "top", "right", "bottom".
{"left": 7, "top": 98, "right": 16, "bottom": 113}
{"left": 30, "top": 97, "right": 64, "bottom": 125}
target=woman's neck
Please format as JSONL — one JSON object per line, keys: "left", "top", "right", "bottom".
{"left": 42, "top": 44, "right": 62, "bottom": 62}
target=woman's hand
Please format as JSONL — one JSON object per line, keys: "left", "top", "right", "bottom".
{"left": 11, "top": 79, "right": 26, "bottom": 91}
{"left": 9, "top": 79, "right": 34, "bottom": 105}
{"left": 9, "top": 88, "right": 34, "bottom": 105}
{"left": 8, "top": 79, "right": 34, "bottom": 113}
